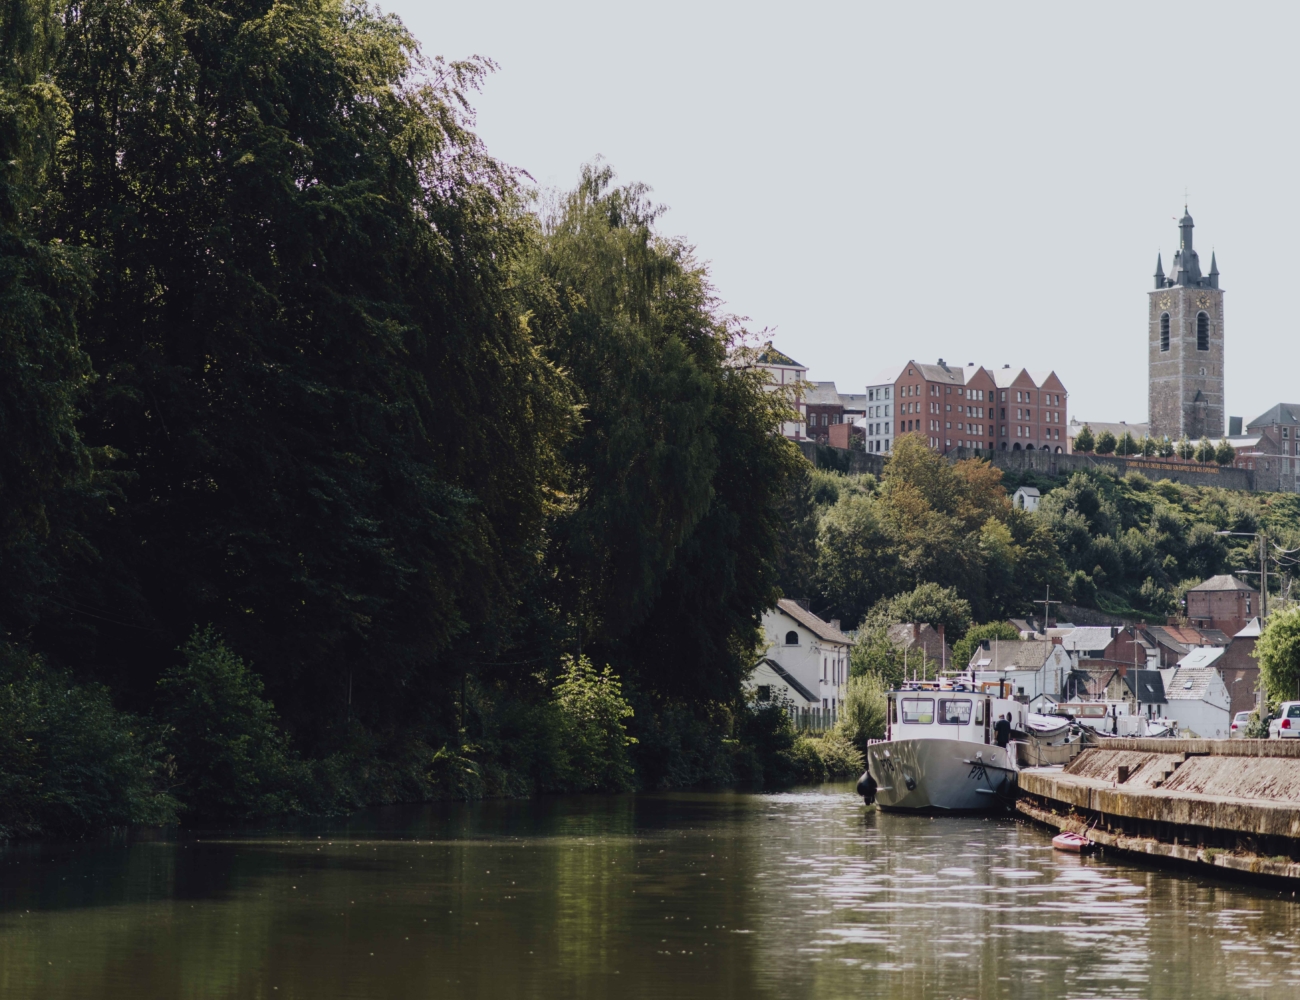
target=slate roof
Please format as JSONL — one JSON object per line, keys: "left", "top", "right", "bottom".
{"left": 1188, "top": 574, "right": 1256, "bottom": 593}
{"left": 1014, "top": 486, "right": 1041, "bottom": 498}
{"left": 867, "top": 367, "right": 904, "bottom": 388}
{"left": 1123, "top": 669, "right": 1167, "bottom": 703}
{"left": 1246, "top": 404, "right": 1300, "bottom": 430}
{"left": 803, "top": 381, "right": 843, "bottom": 406}
{"left": 906, "top": 361, "right": 967, "bottom": 385}
{"left": 775, "top": 599, "right": 851, "bottom": 645}
{"left": 1145, "top": 625, "right": 1230, "bottom": 653}
{"left": 753, "top": 658, "right": 818, "bottom": 704}
{"left": 1163, "top": 665, "right": 1220, "bottom": 701}
{"left": 838, "top": 393, "right": 868, "bottom": 412}
{"left": 756, "top": 342, "right": 803, "bottom": 368}
{"left": 1177, "top": 646, "right": 1225, "bottom": 670}
{"left": 1059, "top": 627, "right": 1116, "bottom": 653}
{"left": 1235, "top": 617, "right": 1263, "bottom": 638}
{"left": 969, "top": 639, "right": 1055, "bottom": 670}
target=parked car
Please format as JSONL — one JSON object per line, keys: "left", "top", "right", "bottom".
{"left": 1268, "top": 702, "right": 1300, "bottom": 739}
{"left": 1229, "top": 710, "right": 1253, "bottom": 739}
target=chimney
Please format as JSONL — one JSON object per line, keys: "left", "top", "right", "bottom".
{"left": 981, "top": 639, "right": 991, "bottom": 651}
{"left": 829, "top": 619, "right": 840, "bottom": 631}
{"left": 912, "top": 623, "right": 920, "bottom": 641}
{"left": 1111, "top": 626, "right": 1118, "bottom": 639}
{"left": 1051, "top": 635, "right": 1063, "bottom": 646}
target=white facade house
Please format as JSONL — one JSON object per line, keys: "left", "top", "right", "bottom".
{"left": 750, "top": 599, "right": 851, "bottom": 719}
{"left": 1012, "top": 486, "right": 1041, "bottom": 512}
{"left": 752, "top": 342, "right": 807, "bottom": 440}
{"left": 865, "top": 367, "right": 900, "bottom": 455}
{"left": 968, "top": 639, "right": 1072, "bottom": 705}
{"left": 1161, "top": 649, "right": 1232, "bottom": 739}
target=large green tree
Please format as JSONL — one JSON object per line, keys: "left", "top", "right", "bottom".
{"left": 44, "top": 0, "right": 573, "bottom": 734}
{"left": 0, "top": 0, "right": 95, "bottom": 639}
{"left": 524, "top": 164, "right": 798, "bottom": 702}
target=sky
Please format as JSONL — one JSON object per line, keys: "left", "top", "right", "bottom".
{"left": 385, "top": 0, "right": 1299, "bottom": 427}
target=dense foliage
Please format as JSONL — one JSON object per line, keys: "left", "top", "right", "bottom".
{"left": 0, "top": 0, "right": 811, "bottom": 833}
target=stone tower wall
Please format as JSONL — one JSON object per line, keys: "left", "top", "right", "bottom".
{"left": 1148, "top": 285, "right": 1224, "bottom": 441}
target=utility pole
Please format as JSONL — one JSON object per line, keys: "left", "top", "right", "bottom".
{"left": 1034, "top": 586, "right": 1062, "bottom": 630}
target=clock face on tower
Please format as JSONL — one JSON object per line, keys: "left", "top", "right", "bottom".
{"left": 1158, "top": 294, "right": 1172, "bottom": 310}
{"left": 1196, "top": 293, "right": 1212, "bottom": 309}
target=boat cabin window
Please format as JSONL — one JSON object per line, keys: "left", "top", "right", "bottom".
{"left": 900, "top": 698, "right": 934, "bottom": 724}
{"left": 938, "top": 699, "right": 972, "bottom": 725}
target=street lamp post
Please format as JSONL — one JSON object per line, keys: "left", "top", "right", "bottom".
{"left": 1215, "top": 530, "right": 1271, "bottom": 621}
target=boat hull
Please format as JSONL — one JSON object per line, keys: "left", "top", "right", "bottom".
{"left": 866, "top": 737, "right": 1016, "bottom": 812}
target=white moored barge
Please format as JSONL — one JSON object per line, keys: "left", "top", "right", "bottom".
{"left": 858, "top": 678, "right": 1026, "bottom": 812}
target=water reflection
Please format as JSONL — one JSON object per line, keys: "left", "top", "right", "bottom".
{"left": 0, "top": 786, "right": 1297, "bottom": 998}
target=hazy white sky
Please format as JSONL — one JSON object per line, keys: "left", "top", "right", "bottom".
{"left": 386, "top": 0, "right": 1298, "bottom": 426}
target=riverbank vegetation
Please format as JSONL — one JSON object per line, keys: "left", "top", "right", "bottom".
{"left": 3, "top": 0, "right": 1297, "bottom": 837}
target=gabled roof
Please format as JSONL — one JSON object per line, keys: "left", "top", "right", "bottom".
{"left": 1246, "top": 403, "right": 1300, "bottom": 430}
{"left": 1162, "top": 665, "right": 1221, "bottom": 701}
{"left": 867, "top": 366, "right": 905, "bottom": 388}
{"left": 1059, "top": 626, "right": 1116, "bottom": 652}
{"left": 753, "top": 658, "right": 818, "bottom": 704}
{"left": 969, "top": 639, "right": 1056, "bottom": 670}
{"left": 1177, "top": 646, "right": 1225, "bottom": 670}
{"left": 1145, "top": 625, "right": 1230, "bottom": 651}
{"left": 1235, "top": 617, "right": 1263, "bottom": 638}
{"left": 1123, "top": 669, "right": 1167, "bottom": 703}
{"left": 775, "top": 598, "right": 851, "bottom": 645}
{"left": 904, "top": 360, "right": 967, "bottom": 385}
{"left": 838, "top": 393, "right": 868, "bottom": 410}
{"left": 1013, "top": 486, "right": 1041, "bottom": 497}
{"left": 991, "top": 367, "right": 1029, "bottom": 389}
{"left": 756, "top": 342, "right": 804, "bottom": 368}
{"left": 1188, "top": 574, "right": 1257, "bottom": 593}
{"left": 803, "top": 381, "right": 843, "bottom": 406}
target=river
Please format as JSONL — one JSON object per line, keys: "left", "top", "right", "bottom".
{"left": 1, "top": 784, "right": 1297, "bottom": 999}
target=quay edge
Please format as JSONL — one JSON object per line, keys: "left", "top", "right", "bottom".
{"left": 1017, "top": 739, "right": 1300, "bottom": 883}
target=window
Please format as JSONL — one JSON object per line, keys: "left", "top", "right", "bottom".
{"left": 1000, "top": 391, "right": 1006, "bottom": 402}
{"left": 939, "top": 699, "right": 972, "bottom": 725}
{"left": 1197, "top": 311, "right": 1209, "bottom": 350}
{"left": 900, "top": 698, "right": 934, "bottom": 724}
{"left": 784, "top": 630, "right": 798, "bottom": 645}
{"left": 756, "top": 685, "right": 771, "bottom": 702}
{"left": 1158, "top": 312, "right": 1171, "bottom": 351}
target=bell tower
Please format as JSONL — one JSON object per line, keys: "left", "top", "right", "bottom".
{"left": 1148, "top": 208, "right": 1224, "bottom": 442}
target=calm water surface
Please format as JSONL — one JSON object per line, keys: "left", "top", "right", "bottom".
{"left": 1, "top": 784, "right": 1298, "bottom": 999}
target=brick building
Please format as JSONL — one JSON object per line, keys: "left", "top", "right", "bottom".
{"left": 1184, "top": 574, "right": 1259, "bottom": 636}
{"left": 1219, "top": 618, "right": 1262, "bottom": 717}
{"left": 992, "top": 367, "right": 1069, "bottom": 453}
{"left": 891, "top": 359, "right": 1069, "bottom": 456}
{"left": 1149, "top": 208, "right": 1224, "bottom": 442}
{"left": 804, "top": 381, "right": 845, "bottom": 445}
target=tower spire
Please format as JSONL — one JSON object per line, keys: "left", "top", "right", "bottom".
{"left": 1154, "top": 252, "right": 1165, "bottom": 289}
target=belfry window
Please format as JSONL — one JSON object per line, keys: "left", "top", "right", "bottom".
{"left": 1196, "top": 311, "right": 1209, "bottom": 351}
{"left": 1160, "top": 313, "right": 1170, "bottom": 352}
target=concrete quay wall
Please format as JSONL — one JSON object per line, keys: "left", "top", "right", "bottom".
{"left": 1017, "top": 742, "right": 1300, "bottom": 882}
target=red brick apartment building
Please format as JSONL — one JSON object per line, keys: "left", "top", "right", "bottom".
{"left": 893, "top": 360, "right": 1069, "bottom": 455}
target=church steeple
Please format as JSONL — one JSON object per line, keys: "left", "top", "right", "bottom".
{"left": 1154, "top": 252, "right": 1165, "bottom": 289}
{"left": 1208, "top": 250, "right": 1219, "bottom": 289}
{"left": 1168, "top": 206, "right": 1206, "bottom": 286}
